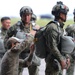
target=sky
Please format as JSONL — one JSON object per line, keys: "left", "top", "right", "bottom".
{"left": 0, "top": 0, "right": 75, "bottom": 19}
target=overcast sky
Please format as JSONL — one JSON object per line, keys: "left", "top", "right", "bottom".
{"left": 0, "top": 0, "right": 75, "bottom": 18}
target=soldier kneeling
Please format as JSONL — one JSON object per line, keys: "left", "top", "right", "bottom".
{"left": 0, "top": 35, "right": 34, "bottom": 75}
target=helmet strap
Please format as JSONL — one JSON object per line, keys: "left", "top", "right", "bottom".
{"left": 55, "top": 15, "right": 66, "bottom": 22}
{"left": 59, "top": 16, "right": 66, "bottom": 22}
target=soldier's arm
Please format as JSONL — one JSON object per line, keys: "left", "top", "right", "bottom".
{"left": 45, "top": 25, "right": 64, "bottom": 62}
{"left": 4, "top": 25, "right": 17, "bottom": 50}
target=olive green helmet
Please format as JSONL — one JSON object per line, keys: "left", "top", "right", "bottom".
{"left": 20, "top": 6, "right": 33, "bottom": 17}
{"left": 52, "top": 1, "right": 69, "bottom": 16}
{"left": 31, "top": 14, "right": 37, "bottom": 21}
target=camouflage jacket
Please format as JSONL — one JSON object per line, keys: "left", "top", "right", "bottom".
{"left": 4, "top": 21, "right": 33, "bottom": 48}
{"left": 0, "top": 27, "right": 8, "bottom": 57}
{"left": 1, "top": 35, "right": 34, "bottom": 75}
{"left": 0, "top": 27, "right": 8, "bottom": 39}
{"left": 4, "top": 21, "right": 39, "bottom": 61}
{"left": 44, "top": 21, "right": 65, "bottom": 62}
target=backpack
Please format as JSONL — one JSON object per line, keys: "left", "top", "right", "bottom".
{"left": 34, "top": 21, "right": 60, "bottom": 58}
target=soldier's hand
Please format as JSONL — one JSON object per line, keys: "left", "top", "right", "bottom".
{"left": 66, "top": 58, "right": 70, "bottom": 69}
{"left": 60, "top": 60, "right": 67, "bottom": 69}
{"left": 34, "top": 25, "right": 40, "bottom": 30}
{"left": 30, "top": 30, "right": 36, "bottom": 36}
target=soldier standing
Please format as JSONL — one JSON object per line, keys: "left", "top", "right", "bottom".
{"left": 4, "top": 6, "right": 40, "bottom": 75}
{"left": 65, "top": 9, "right": 75, "bottom": 75}
{"left": 0, "top": 17, "right": 11, "bottom": 70}
{"left": 44, "top": 1, "right": 70, "bottom": 75}
{"left": 31, "top": 14, "right": 40, "bottom": 30}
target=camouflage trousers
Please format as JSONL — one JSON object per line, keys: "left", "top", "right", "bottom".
{"left": 66, "top": 57, "right": 74, "bottom": 75}
{"left": 45, "top": 54, "right": 61, "bottom": 75}
{"left": 59, "top": 56, "right": 75, "bottom": 75}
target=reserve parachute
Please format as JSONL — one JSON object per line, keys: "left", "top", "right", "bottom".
{"left": 61, "top": 36, "right": 74, "bottom": 54}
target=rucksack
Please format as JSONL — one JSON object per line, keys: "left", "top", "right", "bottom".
{"left": 34, "top": 21, "right": 60, "bottom": 58}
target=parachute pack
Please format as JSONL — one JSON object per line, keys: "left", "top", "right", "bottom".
{"left": 34, "top": 21, "right": 60, "bottom": 58}
{"left": 34, "top": 21, "right": 75, "bottom": 59}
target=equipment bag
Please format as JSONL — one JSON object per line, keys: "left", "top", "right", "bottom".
{"left": 34, "top": 21, "right": 60, "bottom": 58}
{"left": 61, "top": 35, "right": 74, "bottom": 54}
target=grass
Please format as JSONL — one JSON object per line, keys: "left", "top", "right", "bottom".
{"left": 36, "top": 19, "right": 74, "bottom": 29}
{"left": 36, "top": 19, "right": 50, "bottom": 26}
{"left": 0, "top": 18, "right": 73, "bottom": 28}
{"left": 11, "top": 18, "right": 20, "bottom": 25}
{"left": 64, "top": 19, "right": 73, "bottom": 28}
{"left": 11, "top": 18, "right": 50, "bottom": 26}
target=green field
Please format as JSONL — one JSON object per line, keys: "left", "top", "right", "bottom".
{"left": 1, "top": 18, "right": 73, "bottom": 29}
{"left": 36, "top": 19, "right": 74, "bottom": 29}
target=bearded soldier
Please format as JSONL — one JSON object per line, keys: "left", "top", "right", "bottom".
{"left": 0, "top": 17, "right": 11, "bottom": 71}
{"left": 44, "top": 1, "right": 70, "bottom": 75}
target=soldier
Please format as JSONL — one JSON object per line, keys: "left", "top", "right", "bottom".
{"left": 0, "top": 16, "right": 11, "bottom": 39}
{"left": 4, "top": 6, "right": 40, "bottom": 75}
{"left": 0, "top": 16, "right": 11, "bottom": 71}
{"left": 31, "top": 14, "right": 37, "bottom": 26}
{"left": 31, "top": 14, "right": 40, "bottom": 32}
{"left": 0, "top": 34, "right": 35, "bottom": 75}
{"left": 65, "top": 9, "right": 75, "bottom": 75}
{"left": 44, "top": 1, "right": 70, "bottom": 75}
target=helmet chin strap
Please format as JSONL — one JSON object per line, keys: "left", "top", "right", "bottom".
{"left": 55, "top": 16, "right": 66, "bottom": 22}
{"left": 59, "top": 16, "right": 66, "bottom": 22}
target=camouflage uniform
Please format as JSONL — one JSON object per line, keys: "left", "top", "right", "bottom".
{"left": 4, "top": 21, "right": 40, "bottom": 75}
{"left": 0, "top": 27, "right": 7, "bottom": 72}
{"left": 44, "top": 21, "right": 65, "bottom": 75}
{"left": 0, "top": 36, "right": 34, "bottom": 75}
{"left": 0, "top": 27, "right": 7, "bottom": 56}
{"left": 43, "top": 1, "right": 69, "bottom": 75}
{"left": 65, "top": 24, "right": 75, "bottom": 75}
{"left": 0, "top": 27, "right": 8, "bottom": 39}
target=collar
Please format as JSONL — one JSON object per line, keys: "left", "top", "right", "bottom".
{"left": 54, "top": 20, "right": 64, "bottom": 28}
{"left": 1, "top": 27, "right": 7, "bottom": 31}
{"left": 59, "top": 22, "right": 64, "bottom": 28}
{"left": 21, "top": 20, "right": 31, "bottom": 29}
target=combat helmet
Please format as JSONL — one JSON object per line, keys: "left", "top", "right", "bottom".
{"left": 30, "top": 14, "right": 37, "bottom": 26}
{"left": 20, "top": 6, "right": 33, "bottom": 17}
{"left": 52, "top": 1, "right": 69, "bottom": 16}
{"left": 31, "top": 14, "right": 37, "bottom": 21}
